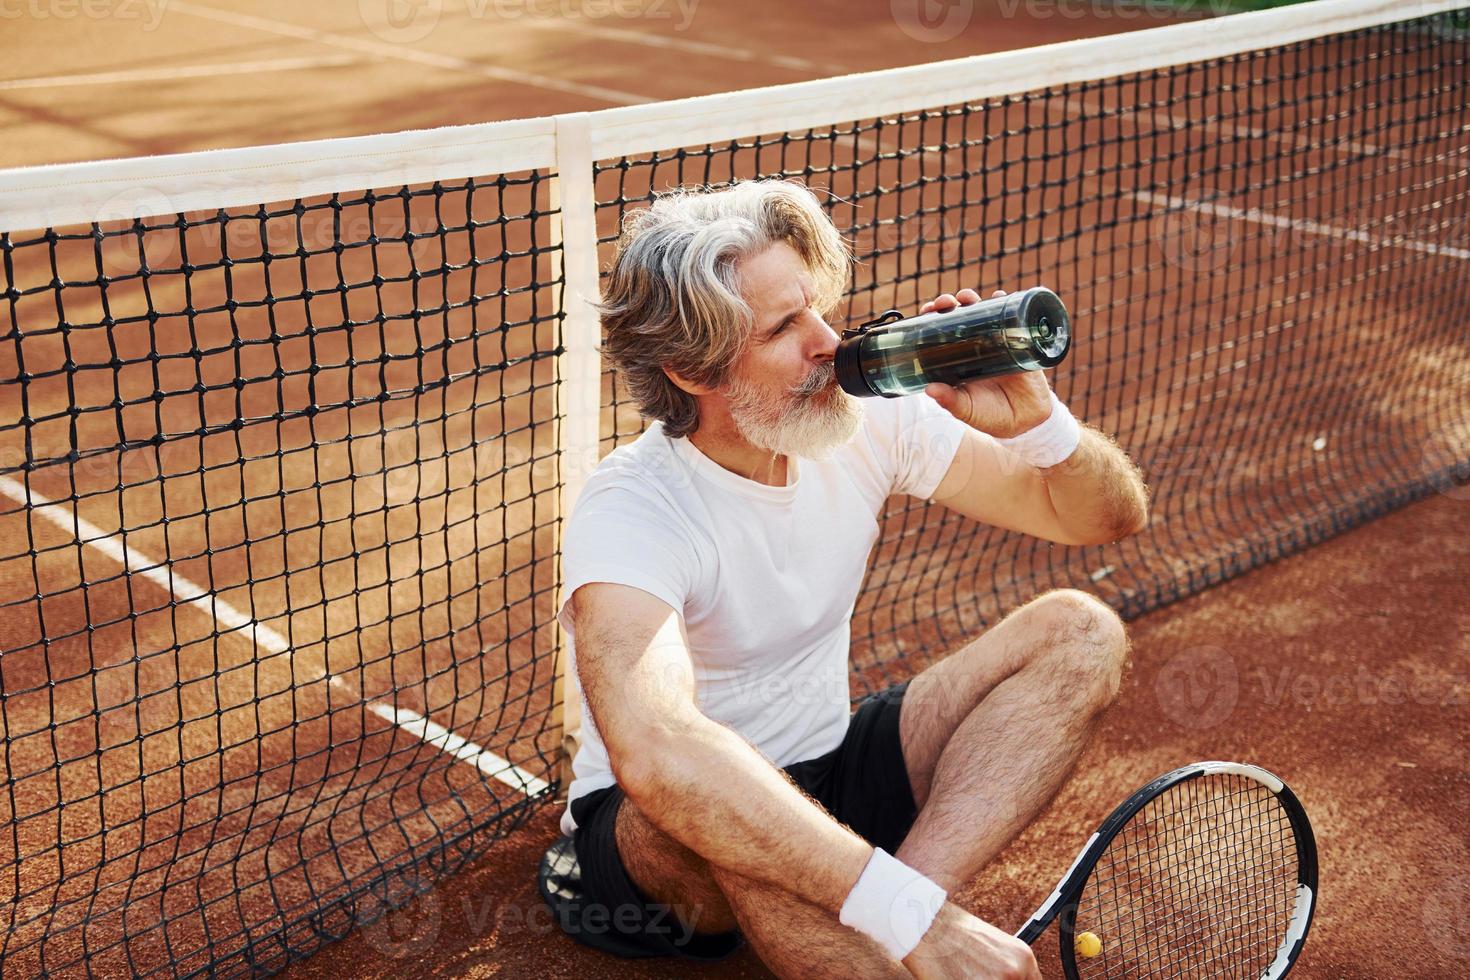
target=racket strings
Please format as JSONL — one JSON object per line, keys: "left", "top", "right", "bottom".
{"left": 1072, "top": 774, "right": 1302, "bottom": 978}
{"left": 1101, "top": 784, "right": 1296, "bottom": 977}
{"left": 1085, "top": 780, "right": 1297, "bottom": 976}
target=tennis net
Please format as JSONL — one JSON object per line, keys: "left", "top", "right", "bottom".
{"left": 0, "top": 1, "right": 1465, "bottom": 976}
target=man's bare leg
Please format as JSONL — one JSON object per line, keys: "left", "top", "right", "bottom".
{"left": 608, "top": 588, "right": 1124, "bottom": 976}
{"left": 895, "top": 589, "right": 1128, "bottom": 890}
{"left": 615, "top": 797, "right": 907, "bottom": 978}
{"left": 709, "top": 864, "right": 908, "bottom": 979}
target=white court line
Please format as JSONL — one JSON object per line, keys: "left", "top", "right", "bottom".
{"left": 1061, "top": 97, "right": 1469, "bottom": 172}
{"left": 383, "top": 705, "right": 550, "bottom": 796}
{"left": 849, "top": 95, "right": 1466, "bottom": 174}
{"left": 0, "top": 12, "right": 809, "bottom": 104}
{"left": 844, "top": 100, "right": 1470, "bottom": 273}
{"left": 0, "top": 473, "right": 548, "bottom": 798}
{"left": 167, "top": 0, "right": 652, "bottom": 106}
{"left": 1131, "top": 190, "right": 1470, "bottom": 261}
{"left": 0, "top": 55, "right": 362, "bottom": 92}
{"left": 515, "top": 16, "right": 845, "bottom": 75}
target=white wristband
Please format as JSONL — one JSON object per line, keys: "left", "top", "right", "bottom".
{"left": 838, "top": 848, "right": 948, "bottom": 962}
{"left": 996, "top": 390, "right": 1081, "bottom": 468}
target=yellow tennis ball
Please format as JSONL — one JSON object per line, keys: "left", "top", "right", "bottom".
{"left": 1075, "top": 931, "right": 1102, "bottom": 959}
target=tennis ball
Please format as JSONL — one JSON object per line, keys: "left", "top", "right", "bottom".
{"left": 1075, "top": 931, "right": 1102, "bottom": 959}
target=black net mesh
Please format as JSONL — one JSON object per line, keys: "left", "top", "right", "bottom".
{"left": 0, "top": 175, "right": 564, "bottom": 976}
{"left": 594, "top": 12, "right": 1470, "bottom": 696}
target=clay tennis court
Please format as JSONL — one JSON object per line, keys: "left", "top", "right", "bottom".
{"left": 287, "top": 491, "right": 1470, "bottom": 980}
{"left": 1, "top": 2, "right": 1466, "bottom": 978}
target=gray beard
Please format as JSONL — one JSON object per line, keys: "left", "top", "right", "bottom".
{"left": 724, "top": 364, "right": 865, "bottom": 460}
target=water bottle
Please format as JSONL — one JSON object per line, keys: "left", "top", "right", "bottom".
{"left": 834, "top": 287, "right": 1070, "bottom": 398}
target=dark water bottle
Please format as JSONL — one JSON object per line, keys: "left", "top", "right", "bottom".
{"left": 834, "top": 287, "right": 1070, "bottom": 398}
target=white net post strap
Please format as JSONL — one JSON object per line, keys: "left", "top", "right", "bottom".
{"left": 550, "top": 111, "right": 602, "bottom": 796}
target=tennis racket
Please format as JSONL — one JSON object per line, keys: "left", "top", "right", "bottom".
{"left": 1014, "top": 761, "right": 1317, "bottom": 978}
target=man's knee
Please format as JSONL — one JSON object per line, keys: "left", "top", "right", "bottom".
{"left": 1020, "top": 589, "right": 1129, "bottom": 705}
{"left": 614, "top": 797, "right": 739, "bottom": 933}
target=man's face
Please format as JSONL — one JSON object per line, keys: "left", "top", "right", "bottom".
{"left": 722, "top": 241, "right": 863, "bottom": 459}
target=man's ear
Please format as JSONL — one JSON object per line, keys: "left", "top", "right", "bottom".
{"left": 663, "top": 365, "right": 718, "bottom": 397}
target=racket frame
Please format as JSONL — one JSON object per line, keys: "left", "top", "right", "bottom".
{"left": 1014, "top": 761, "right": 1317, "bottom": 979}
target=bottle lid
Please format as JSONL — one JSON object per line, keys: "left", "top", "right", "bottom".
{"left": 1018, "top": 288, "right": 1070, "bottom": 367}
{"left": 834, "top": 335, "right": 876, "bottom": 397}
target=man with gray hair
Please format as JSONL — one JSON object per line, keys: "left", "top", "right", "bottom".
{"left": 549, "top": 179, "right": 1149, "bottom": 978}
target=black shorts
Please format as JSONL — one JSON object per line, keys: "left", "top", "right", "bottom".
{"left": 551, "top": 680, "right": 917, "bottom": 960}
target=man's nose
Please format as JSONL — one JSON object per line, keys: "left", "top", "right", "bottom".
{"left": 808, "top": 312, "right": 840, "bottom": 363}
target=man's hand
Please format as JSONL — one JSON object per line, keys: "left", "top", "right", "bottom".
{"left": 902, "top": 903, "right": 1040, "bottom": 979}
{"left": 919, "top": 288, "right": 1054, "bottom": 439}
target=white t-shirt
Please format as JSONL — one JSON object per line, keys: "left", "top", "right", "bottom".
{"left": 556, "top": 394, "right": 969, "bottom": 835}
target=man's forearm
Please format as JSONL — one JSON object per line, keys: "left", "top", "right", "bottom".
{"left": 1039, "top": 426, "right": 1150, "bottom": 544}
{"left": 619, "top": 714, "right": 873, "bottom": 913}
